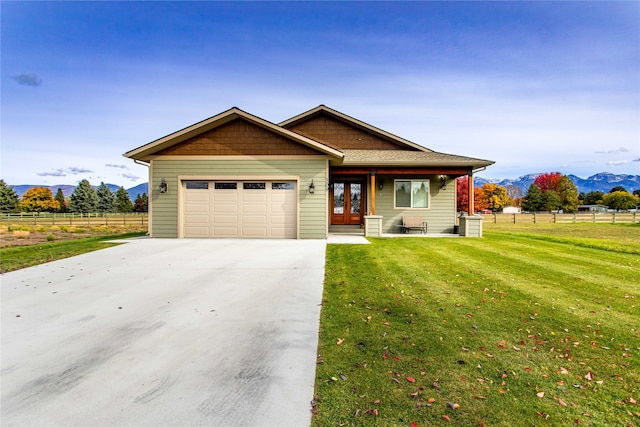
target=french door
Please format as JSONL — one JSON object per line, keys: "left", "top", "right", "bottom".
{"left": 330, "top": 181, "right": 364, "bottom": 225}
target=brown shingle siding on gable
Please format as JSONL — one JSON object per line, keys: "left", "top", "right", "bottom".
{"left": 155, "top": 118, "right": 323, "bottom": 156}
{"left": 287, "top": 114, "right": 412, "bottom": 151}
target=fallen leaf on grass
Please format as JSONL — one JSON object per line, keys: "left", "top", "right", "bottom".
{"left": 537, "top": 392, "right": 545, "bottom": 398}
{"left": 411, "top": 423, "right": 418, "bottom": 427}
{"left": 442, "top": 415, "right": 451, "bottom": 421}
{"left": 406, "top": 376, "right": 416, "bottom": 383}
{"left": 337, "top": 338, "right": 345, "bottom": 345}
{"left": 557, "top": 398, "right": 568, "bottom": 407}
{"left": 584, "top": 372, "right": 593, "bottom": 381}
{"left": 428, "top": 397, "right": 436, "bottom": 403}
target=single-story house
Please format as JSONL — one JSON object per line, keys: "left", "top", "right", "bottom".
{"left": 124, "top": 105, "right": 494, "bottom": 239}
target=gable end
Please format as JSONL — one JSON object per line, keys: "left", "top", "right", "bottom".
{"left": 155, "top": 118, "right": 325, "bottom": 156}
{"left": 286, "top": 113, "right": 415, "bottom": 151}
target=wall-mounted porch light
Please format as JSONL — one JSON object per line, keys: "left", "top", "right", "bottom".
{"left": 440, "top": 174, "right": 448, "bottom": 190}
{"left": 378, "top": 180, "right": 384, "bottom": 190}
{"left": 159, "top": 178, "right": 168, "bottom": 193}
{"left": 309, "top": 179, "right": 315, "bottom": 194}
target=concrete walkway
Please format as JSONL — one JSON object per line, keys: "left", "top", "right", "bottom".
{"left": 1, "top": 238, "right": 326, "bottom": 426}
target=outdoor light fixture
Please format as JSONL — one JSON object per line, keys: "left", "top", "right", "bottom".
{"left": 159, "top": 178, "right": 168, "bottom": 193}
{"left": 378, "top": 180, "right": 384, "bottom": 190}
{"left": 309, "top": 179, "right": 315, "bottom": 194}
{"left": 440, "top": 175, "right": 447, "bottom": 190}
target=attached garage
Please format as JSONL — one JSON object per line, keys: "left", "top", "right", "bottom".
{"left": 183, "top": 180, "right": 298, "bottom": 238}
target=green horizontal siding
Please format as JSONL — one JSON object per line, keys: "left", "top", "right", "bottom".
{"left": 375, "top": 176, "right": 457, "bottom": 234}
{"left": 150, "top": 158, "right": 328, "bottom": 238}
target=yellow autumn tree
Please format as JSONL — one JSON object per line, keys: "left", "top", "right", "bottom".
{"left": 478, "top": 183, "right": 509, "bottom": 212}
{"left": 18, "top": 187, "right": 60, "bottom": 212}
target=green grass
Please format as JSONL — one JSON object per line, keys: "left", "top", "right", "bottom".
{"left": 313, "top": 223, "right": 640, "bottom": 426}
{"left": 0, "top": 232, "right": 146, "bottom": 273}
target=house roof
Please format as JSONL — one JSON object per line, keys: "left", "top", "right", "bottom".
{"left": 338, "top": 150, "right": 494, "bottom": 168}
{"left": 124, "top": 107, "right": 344, "bottom": 161}
{"left": 279, "top": 105, "right": 431, "bottom": 153}
{"left": 124, "top": 105, "right": 494, "bottom": 171}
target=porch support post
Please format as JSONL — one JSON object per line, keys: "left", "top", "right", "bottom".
{"left": 370, "top": 170, "right": 376, "bottom": 215}
{"left": 467, "top": 173, "right": 474, "bottom": 216}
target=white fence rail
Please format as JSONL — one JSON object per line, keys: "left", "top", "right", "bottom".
{"left": 483, "top": 212, "right": 639, "bottom": 224}
{"left": 0, "top": 212, "right": 148, "bottom": 226}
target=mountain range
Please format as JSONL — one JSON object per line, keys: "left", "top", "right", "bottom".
{"left": 475, "top": 172, "right": 639, "bottom": 194}
{"left": 9, "top": 183, "right": 148, "bottom": 201}
{"left": 7, "top": 172, "right": 640, "bottom": 199}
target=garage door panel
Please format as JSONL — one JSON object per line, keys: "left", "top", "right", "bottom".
{"left": 214, "top": 216, "right": 238, "bottom": 225}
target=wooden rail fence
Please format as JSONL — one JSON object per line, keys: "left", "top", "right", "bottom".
{"left": 0, "top": 212, "right": 148, "bottom": 226}
{"left": 483, "top": 212, "right": 639, "bottom": 224}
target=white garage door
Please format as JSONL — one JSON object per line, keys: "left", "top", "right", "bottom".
{"left": 183, "top": 181, "right": 297, "bottom": 238}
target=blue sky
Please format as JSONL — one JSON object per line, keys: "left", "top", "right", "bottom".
{"left": 2, "top": 1, "right": 638, "bottom": 187}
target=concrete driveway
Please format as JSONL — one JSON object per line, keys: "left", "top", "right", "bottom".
{"left": 1, "top": 238, "right": 326, "bottom": 426}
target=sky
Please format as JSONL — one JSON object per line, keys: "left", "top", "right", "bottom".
{"left": 2, "top": 1, "right": 639, "bottom": 188}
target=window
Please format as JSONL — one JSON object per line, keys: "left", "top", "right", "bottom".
{"left": 215, "top": 182, "right": 237, "bottom": 190}
{"left": 394, "top": 180, "right": 430, "bottom": 209}
{"left": 243, "top": 182, "right": 266, "bottom": 190}
{"left": 272, "top": 182, "right": 295, "bottom": 190}
{"left": 186, "top": 181, "right": 209, "bottom": 190}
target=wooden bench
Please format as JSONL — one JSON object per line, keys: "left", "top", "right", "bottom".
{"left": 402, "top": 216, "right": 427, "bottom": 234}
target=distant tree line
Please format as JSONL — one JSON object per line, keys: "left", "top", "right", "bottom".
{"left": 0, "top": 179, "right": 148, "bottom": 213}
{"left": 457, "top": 172, "right": 639, "bottom": 213}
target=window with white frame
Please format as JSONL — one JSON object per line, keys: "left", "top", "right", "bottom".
{"left": 394, "top": 180, "right": 430, "bottom": 209}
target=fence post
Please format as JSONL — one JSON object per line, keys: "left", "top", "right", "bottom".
{"left": 513, "top": 213, "right": 516, "bottom": 224}
{"left": 553, "top": 213, "right": 557, "bottom": 223}
{"left": 533, "top": 212, "right": 536, "bottom": 224}
{"left": 613, "top": 213, "right": 616, "bottom": 224}
{"left": 34, "top": 213, "right": 37, "bottom": 225}
{"left": 593, "top": 212, "right": 596, "bottom": 223}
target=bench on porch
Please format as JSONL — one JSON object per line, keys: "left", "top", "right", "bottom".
{"left": 401, "top": 216, "right": 427, "bottom": 234}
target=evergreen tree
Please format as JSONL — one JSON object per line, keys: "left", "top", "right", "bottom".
{"left": 54, "top": 188, "right": 68, "bottom": 213}
{"left": 96, "top": 182, "right": 115, "bottom": 213}
{"left": 582, "top": 191, "right": 604, "bottom": 205}
{"left": 556, "top": 176, "right": 580, "bottom": 213}
{"left": 69, "top": 179, "right": 98, "bottom": 213}
{"left": 541, "top": 190, "right": 562, "bottom": 212}
{"left": 609, "top": 185, "right": 627, "bottom": 193}
{"left": 115, "top": 187, "right": 133, "bottom": 213}
{"left": 522, "top": 184, "right": 543, "bottom": 212}
{"left": 0, "top": 179, "right": 20, "bottom": 212}
{"left": 18, "top": 187, "right": 60, "bottom": 212}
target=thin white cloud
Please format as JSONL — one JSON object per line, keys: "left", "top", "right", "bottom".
{"left": 105, "top": 163, "right": 129, "bottom": 169}
{"left": 38, "top": 169, "right": 66, "bottom": 177}
{"left": 68, "top": 167, "right": 92, "bottom": 174}
{"left": 12, "top": 73, "right": 42, "bottom": 87}
{"left": 122, "top": 173, "right": 140, "bottom": 181}
{"left": 606, "top": 160, "right": 634, "bottom": 166}
{"left": 595, "top": 147, "right": 630, "bottom": 154}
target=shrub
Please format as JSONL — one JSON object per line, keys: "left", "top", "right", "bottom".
{"left": 13, "top": 230, "right": 30, "bottom": 239}
{"left": 46, "top": 234, "right": 56, "bottom": 241}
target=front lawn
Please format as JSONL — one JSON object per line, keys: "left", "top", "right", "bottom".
{"left": 0, "top": 232, "right": 146, "bottom": 273}
{"left": 313, "top": 224, "right": 639, "bottom": 426}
